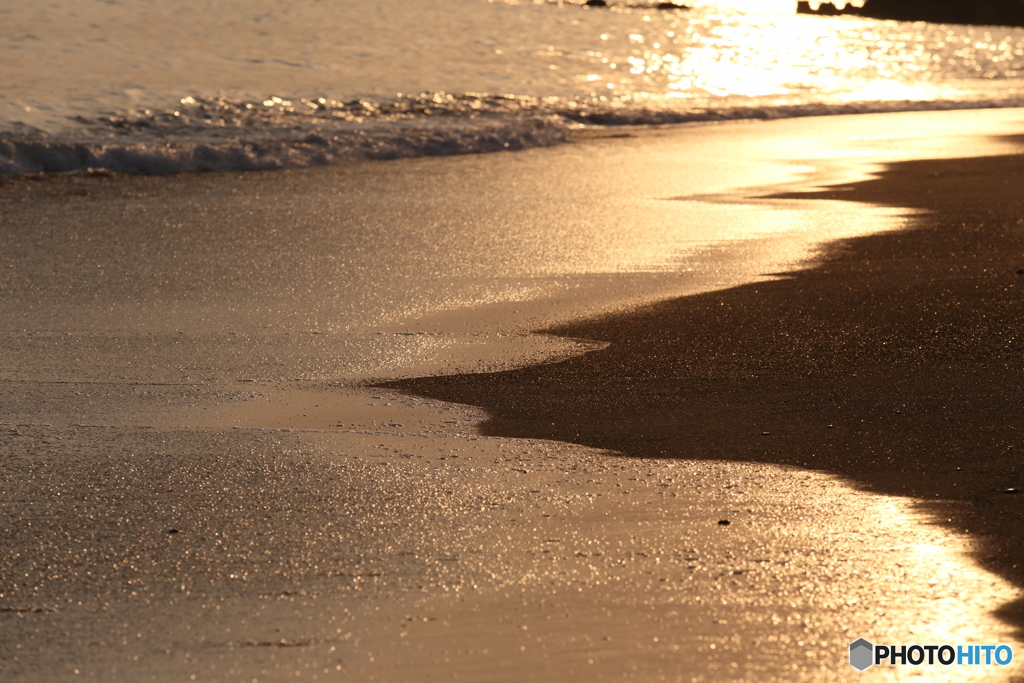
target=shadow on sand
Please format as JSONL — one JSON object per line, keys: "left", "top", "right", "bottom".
{"left": 383, "top": 150, "right": 1024, "bottom": 634}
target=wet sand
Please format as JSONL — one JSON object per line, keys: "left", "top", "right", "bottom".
{"left": 3, "top": 111, "right": 1024, "bottom": 681}
{"left": 391, "top": 147, "right": 1024, "bottom": 632}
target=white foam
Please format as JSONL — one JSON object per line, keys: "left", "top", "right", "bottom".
{"left": 7, "top": 93, "right": 1024, "bottom": 175}
{"left": 0, "top": 110, "right": 571, "bottom": 175}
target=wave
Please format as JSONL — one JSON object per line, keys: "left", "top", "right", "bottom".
{"left": 0, "top": 119, "right": 570, "bottom": 175}
{"left": 4, "top": 92, "right": 1024, "bottom": 176}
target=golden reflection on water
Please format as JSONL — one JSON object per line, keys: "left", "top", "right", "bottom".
{"left": 604, "top": 12, "right": 952, "bottom": 103}
{"left": 527, "top": 0, "right": 1024, "bottom": 110}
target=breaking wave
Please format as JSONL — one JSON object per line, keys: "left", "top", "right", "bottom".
{"left": 5, "top": 91, "right": 1024, "bottom": 175}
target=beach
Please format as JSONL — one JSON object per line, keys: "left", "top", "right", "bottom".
{"left": 3, "top": 109, "right": 1024, "bottom": 681}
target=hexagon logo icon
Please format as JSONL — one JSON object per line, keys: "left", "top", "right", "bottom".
{"left": 849, "top": 638, "right": 874, "bottom": 671}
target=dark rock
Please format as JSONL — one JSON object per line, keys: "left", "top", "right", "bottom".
{"left": 798, "top": 0, "right": 1024, "bottom": 27}
{"left": 718, "top": 519, "right": 731, "bottom": 525}
{"left": 584, "top": 0, "right": 608, "bottom": 5}
{"left": 797, "top": 0, "right": 860, "bottom": 15}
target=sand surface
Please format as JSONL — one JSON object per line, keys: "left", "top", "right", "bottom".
{"left": 3, "top": 110, "right": 1024, "bottom": 681}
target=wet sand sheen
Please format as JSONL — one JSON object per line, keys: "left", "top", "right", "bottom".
{"left": 387, "top": 150, "right": 1024, "bottom": 647}
{"left": 3, "top": 111, "right": 1024, "bottom": 681}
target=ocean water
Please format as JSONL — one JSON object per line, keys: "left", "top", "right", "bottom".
{"left": 3, "top": 0, "right": 1024, "bottom": 174}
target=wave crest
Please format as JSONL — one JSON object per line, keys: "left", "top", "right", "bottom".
{"left": 4, "top": 92, "right": 1024, "bottom": 175}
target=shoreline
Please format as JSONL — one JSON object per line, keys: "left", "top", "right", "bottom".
{"left": 4, "top": 110, "right": 1024, "bottom": 681}
{"left": 6, "top": 101, "right": 1024, "bottom": 177}
{"left": 388, "top": 145, "right": 1024, "bottom": 637}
